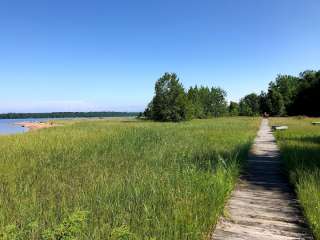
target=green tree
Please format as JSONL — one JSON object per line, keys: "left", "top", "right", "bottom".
{"left": 198, "top": 86, "right": 211, "bottom": 117}
{"left": 292, "top": 70, "right": 320, "bottom": 116}
{"left": 145, "top": 73, "right": 191, "bottom": 122}
{"left": 267, "top": 86, "right": 285, "bottom": 116}
{"left": 187, "top": 86, "right": 205, "bottom": 118}
{"left": 238, "top": 69, "right": 320, "bottom": 117}
{"left": 239, "top": 93, "right": 260, "bottom": 116}
{"left": 208, "top": 87, "right": 228, "bottom": 117}
{"left": 187, "top": 86, "right": 227, "bottom": 118}
{"left": 266, "top": 75, "right": 300, "bottom": 115}
{"left": 259, "top": 91, "right": 270, "bottom": 114}
{"left": 228, "top": 101, "right": 239, "bottom": 116}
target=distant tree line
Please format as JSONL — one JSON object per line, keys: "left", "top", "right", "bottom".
{"left": 143, "top": 70, "right": 319, "bottom": 121}
{"left": 0, "top": 112, "right": 138, "bottom": 119}
{"left": 238, "top": 70, "right": 320, "bottom": 117}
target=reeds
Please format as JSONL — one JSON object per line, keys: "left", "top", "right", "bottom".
{"left": 0, "top": 117, "right": 259, "bottom": 239}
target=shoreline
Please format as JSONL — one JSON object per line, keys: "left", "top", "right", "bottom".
{"left": 15, "top": 121, "right": 59, "bottom": 131}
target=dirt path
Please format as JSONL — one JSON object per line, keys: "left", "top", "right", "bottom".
{"left": 211, "top": 119, "right": 313, "bottom": 240}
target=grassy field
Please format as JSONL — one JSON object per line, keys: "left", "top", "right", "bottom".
{"left": 0, "top": 117, "right": 259, "bottom": 240}
{"left": 271, "top": 117, "right": 320, "bottom": 239}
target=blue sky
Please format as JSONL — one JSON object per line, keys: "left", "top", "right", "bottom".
{"left": 0, "top": 0, "right": 319, "bottom": 113}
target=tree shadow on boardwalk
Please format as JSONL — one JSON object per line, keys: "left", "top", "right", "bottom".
{"left": 239, "top": 135, "right": 319, "bottom": 238}
{"left": 211, "top": 119, "right": 315, "bottom": 240}
{"left": 238, "top": 128, "right": 314, "bottom": 237}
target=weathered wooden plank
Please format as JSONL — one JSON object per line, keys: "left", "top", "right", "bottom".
{"left": 211, "top": 119, "right": 313, "bottom": 240}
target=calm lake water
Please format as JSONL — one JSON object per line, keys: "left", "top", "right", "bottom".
{"left": 0, "top": 117, "right": 131, "bottom": 135}
{"left": 0, "top": 118, "right": 53, "bottom": 135}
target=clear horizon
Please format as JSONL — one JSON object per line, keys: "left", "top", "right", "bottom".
{"left": 1, "top": 0, "right": 319, "bottom": 113}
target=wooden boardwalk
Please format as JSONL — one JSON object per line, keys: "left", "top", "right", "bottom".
{"left": 211, "top": 119, "right": 314, "bottom": 240}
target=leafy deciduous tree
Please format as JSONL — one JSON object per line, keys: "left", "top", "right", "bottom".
{"left": 228, "top": 101, "right": 240, "bottom": 116}
{"left": 145, "top": 73, "right": 191, "bottom": 122}
{"left": 239, "top": 93, "right": 260, "bottom": 116}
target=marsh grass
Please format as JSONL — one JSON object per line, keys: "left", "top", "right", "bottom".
{"left": 271, "top": 117, "right": 320, "bottom": 239}
{"left": 0, "top": 117, "right": 259, "bottom": 239}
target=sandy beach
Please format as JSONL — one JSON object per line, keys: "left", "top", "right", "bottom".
{"left": 15, "top": 121, "right": 59, "bottom": 131}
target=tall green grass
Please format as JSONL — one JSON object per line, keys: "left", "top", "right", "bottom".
{"left": 271, "top": 117, "right": 320, "bottom": 239}
{"left": 0, "top": 117, "right": 259, "bottom": 239}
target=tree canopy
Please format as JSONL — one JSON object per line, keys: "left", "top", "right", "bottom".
{"left": 144, "top": 69, "right": 320, "bottom": 121}
{"left": 144, "top": 73, "right": 228, "bottom": 121}
{"left": 228, "top": 102, "right": 239, "bottom": 116}
{"left": 239, "top": 93, "right": 260, "bottom": 116}
{"left": 144, "top": 73, "right": 191, "bottom": 122}
{"left": 290, "top": 70, "right": 320, "bottom": 116}
{"left": 238, "top": 70, "right": 320, "bottom": 117}
{"left": 187, "top": 86, "right": 227, "bottom": 118}
{"left": 264, "top": 70, "right": 320, "bottom": 116}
